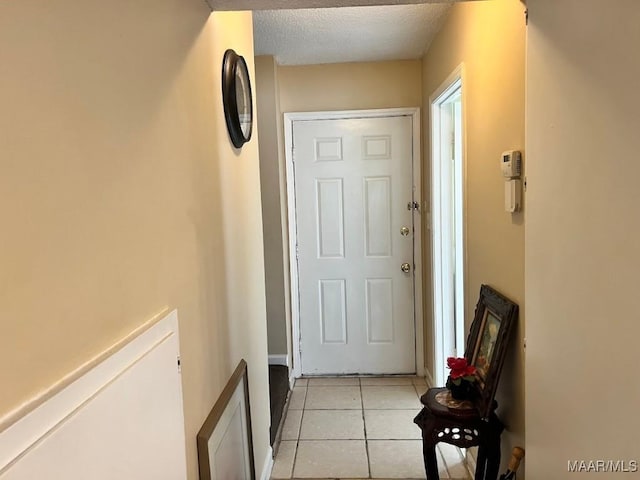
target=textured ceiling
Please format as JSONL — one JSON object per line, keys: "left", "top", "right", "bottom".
{"left": 253, "top": 3, "right": 453, "bottom": 65}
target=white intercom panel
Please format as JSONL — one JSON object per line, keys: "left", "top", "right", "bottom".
{"left": 501, "top": 150, "right": 522, "bottom": 212}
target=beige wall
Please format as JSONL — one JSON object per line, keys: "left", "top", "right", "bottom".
{"left": 0, "top": 4, "right": 269, "bottom": 479}
{"left": 255, "top": 56, "right": 289, "bottom": 356}
{"left": 278, "top": 60, "right": 423, "bottom": 113}
{"left": 421, "top": 0, "right": 526, "bottom": 473}
{"left": 526, "top": 0, "right": 640, "bottom": 476}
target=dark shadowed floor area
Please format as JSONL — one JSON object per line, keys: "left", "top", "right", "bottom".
{"left": 269, "top": 365, "right": 289, "bottom": 445}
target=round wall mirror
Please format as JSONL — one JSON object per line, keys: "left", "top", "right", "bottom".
{"left": 222, "top": 49, "right": 253, "bottom": 149}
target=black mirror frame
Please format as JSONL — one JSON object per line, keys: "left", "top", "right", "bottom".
{"left": 221, "top": 49, "right": 253, "bottom": 149}
{"left": 464, "top": 284, "right": 518, "bottom": 419}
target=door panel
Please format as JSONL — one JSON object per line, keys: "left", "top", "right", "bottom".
{"left": 365, "top": 278, "right": 394, "bottom": 343}
{"left": 293, "top": 115, "right": 416, "bottom": 374}
{"left": 316, "top": 178, "right": 345, "bottom": 258}
{"left": 319, "top": 279, "right": 347, "bottom": 344}
{"left": 364, "top": 176, "right": 392, "bottom": 257}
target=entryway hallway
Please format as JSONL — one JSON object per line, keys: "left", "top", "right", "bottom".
{"left": 270, "top": 376, "right": 472, "bottom": 479}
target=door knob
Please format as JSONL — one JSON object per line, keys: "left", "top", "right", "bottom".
{"left": 401, "top": 263, "right": 411, "bottom": 273}
{"left": 400, "top": 226, "right": 410, "bottom": 236}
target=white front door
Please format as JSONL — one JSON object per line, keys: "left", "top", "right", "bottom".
{"left": 292, "top": 114, "right": 417, "bottom": 375}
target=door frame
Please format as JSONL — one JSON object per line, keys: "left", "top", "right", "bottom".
{"left": 283, "top": 107, "right": 423, "bottom": 379}
{"left": 429, "top": 64, "right": 468, "bottom": 386}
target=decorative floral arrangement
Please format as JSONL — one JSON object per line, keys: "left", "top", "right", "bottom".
{"left": 446, "top": 357, "right": 477, "bottom": 399}
{"left": 446, "top": 357, "right": 476, "bottom": 385}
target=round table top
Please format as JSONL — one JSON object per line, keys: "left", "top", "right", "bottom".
{"left": 434, "top": 390, "right": 475, "bottom": 410}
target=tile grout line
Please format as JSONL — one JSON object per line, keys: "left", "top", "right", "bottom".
{"left": 358, "top": 377, "right": 374, "bottom": 479}
{"left": 288, "top": 382, "right": 307, "bottom": 479}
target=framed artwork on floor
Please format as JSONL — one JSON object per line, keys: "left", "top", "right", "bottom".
{"left": 197, "top": 359, "right": 255, "bottom": 480}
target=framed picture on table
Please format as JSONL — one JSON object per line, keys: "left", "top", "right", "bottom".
{"left": 465, "top": 285, "right": 518, "bottom": 419}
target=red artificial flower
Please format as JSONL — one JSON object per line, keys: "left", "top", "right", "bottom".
{"left": 446, "top": 356, "right": 477, "bottom": 380}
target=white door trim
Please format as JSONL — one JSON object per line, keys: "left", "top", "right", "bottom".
{"left": 429, "top": 64, "right": 468, "bottom": 386}
{"left": 284, "top": 108, "right": 423, "bottom": 379}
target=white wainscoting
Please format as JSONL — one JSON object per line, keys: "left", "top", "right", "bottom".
{"left": 0, "top": 309, "right": 187, "bottom": 480}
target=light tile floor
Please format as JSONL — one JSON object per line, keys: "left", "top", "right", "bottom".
{"left": 271, "top": 376, "right": 472, "bottom": 480}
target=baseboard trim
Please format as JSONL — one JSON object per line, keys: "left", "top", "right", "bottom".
{"left": 259, "top": 445, "right": 274, "bottom": 480}
{"left": 268, "top": 354, "right": 288, "bottom": 367}
{"left": 424, "top": 368, "right": 435, "bottom": 388}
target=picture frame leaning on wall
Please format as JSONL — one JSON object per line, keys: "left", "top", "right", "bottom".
{"left": 197, "top": 359, "right": 256, "bottom": 480}
{"left": 465, "top": 285, "right": 518, "bottom": 419}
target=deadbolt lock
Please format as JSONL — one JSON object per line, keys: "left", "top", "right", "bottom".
{"left": 400, "top": 226, "right": 410, "bottom": 236}
{"left": 401, "top": 263, "right": 411, "bottom": 273}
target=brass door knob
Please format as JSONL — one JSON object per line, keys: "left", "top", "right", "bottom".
{"left": 400, "top": 226, "right": 410, "bottom": 236}
{"left": 401, "top": 263, "right": 411, "bottom": 273}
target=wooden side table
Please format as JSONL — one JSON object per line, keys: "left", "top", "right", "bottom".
{"left": 413, "top": 388, "right": 504, "bottom": 480}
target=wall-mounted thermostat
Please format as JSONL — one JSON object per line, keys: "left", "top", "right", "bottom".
{"left": 501, "top": 150, "right": 522, "bottom": 178}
